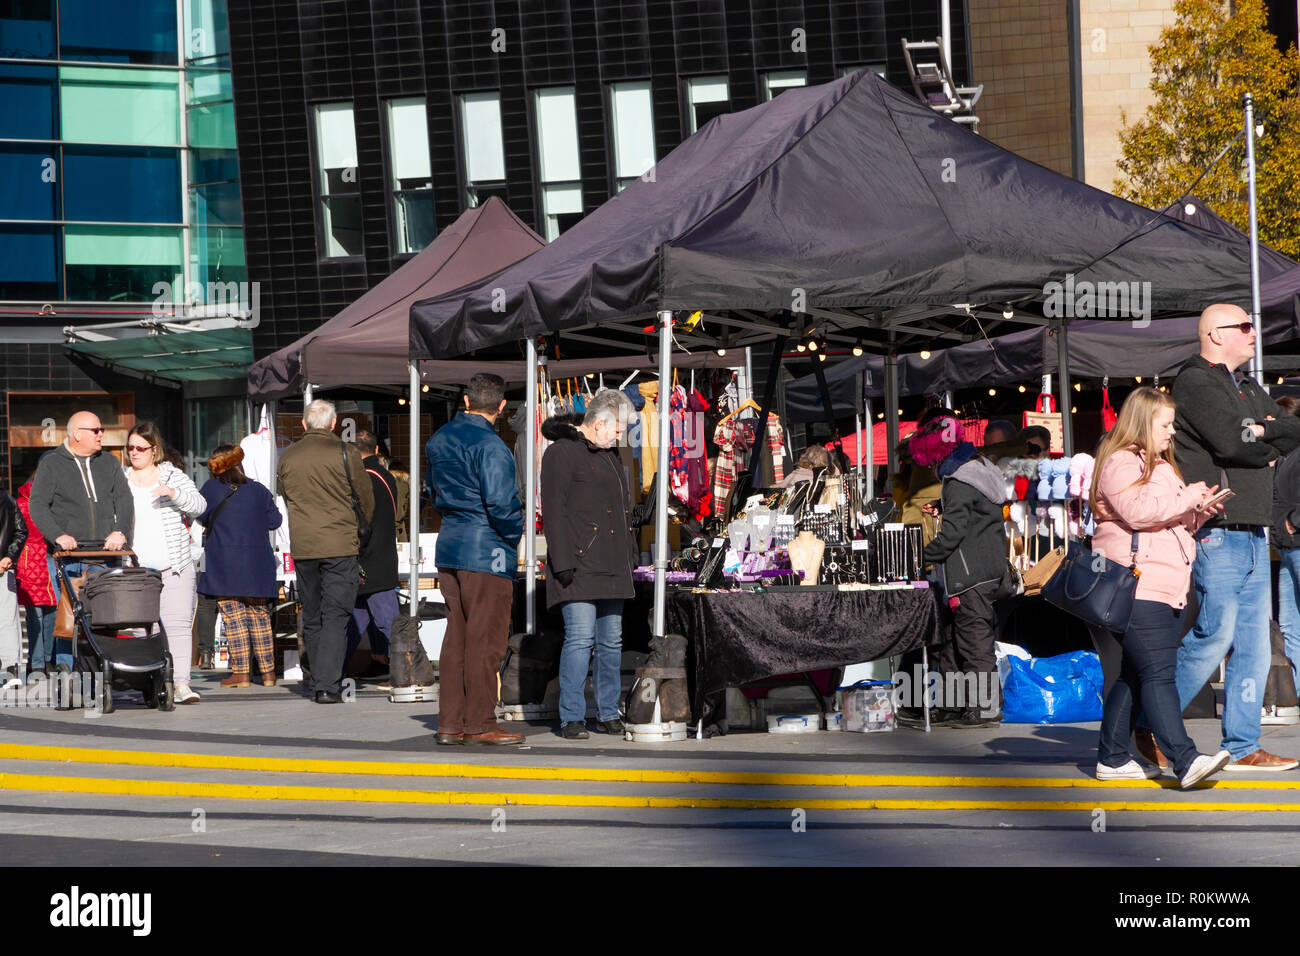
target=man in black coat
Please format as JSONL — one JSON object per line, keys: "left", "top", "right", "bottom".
{"left": 343, "top": 430, "right": 400, "bottom": 681}
{"left": 541, "top": 390, "right": 638, "bottom": 739}
{"left": 1165, "top": 303, "right": 1300, "bottom": 772}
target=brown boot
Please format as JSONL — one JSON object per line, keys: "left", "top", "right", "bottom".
{"left": 220, "top": 672, "right": 250, "bottom": 688}
{"left": 261, "top": 673, "right": 277, "bottom": 687}
{"left": 463, "top": 728, "right": 525, "bottom": 746}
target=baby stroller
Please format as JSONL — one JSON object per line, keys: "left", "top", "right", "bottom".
{"left": 54, "top": 549, "right": 174, "bottom": 714}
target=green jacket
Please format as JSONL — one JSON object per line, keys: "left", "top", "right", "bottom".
{"left": 276, "top": 429, "right": 375, "bottom": 560}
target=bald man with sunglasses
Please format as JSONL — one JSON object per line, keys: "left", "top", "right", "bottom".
{"left": 29, "top": 411, "right": 133, "bottom": 554}
{"left": 1147, "top": 304, "right": 1300, "bottom": 773}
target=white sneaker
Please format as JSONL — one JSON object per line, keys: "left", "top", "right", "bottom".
{"left": 173, "top": 684, "right": 200, "bottom": 704}
{"left": 1179, "top": 750, "right": 1231, "bottom": 789}
{"left": 1262, "top": 705, "right": 1300, "bottom": 726}
{"left": 1095, "top": 759, "right": 1161, "bottom": 780}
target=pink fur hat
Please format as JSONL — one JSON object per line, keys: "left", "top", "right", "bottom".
{"left": 909, "top": 417, "right": 963, "bottom": 468}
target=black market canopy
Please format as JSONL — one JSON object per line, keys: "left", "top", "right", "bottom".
{"left": 784, "top": 199, "right": 1300, "bottom": 418}
{"left": 248, "top": 198, "right": 547, "bottom": 403}
{"left": 410, "top": 68, "right": 1260, "bottom": 363}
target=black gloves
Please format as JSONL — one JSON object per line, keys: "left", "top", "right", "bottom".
{"left": 553, "top": 568, "right": 575, "bottom": 587}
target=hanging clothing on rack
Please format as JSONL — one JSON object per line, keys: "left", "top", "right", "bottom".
{"left": 638, "top": 380, "right": 660, "bottom": 493}
{"left": 711, "top": 410, "right": 785, "bottom": 505}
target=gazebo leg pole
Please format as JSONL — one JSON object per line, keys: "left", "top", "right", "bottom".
{"left": 408, "top": 362, "right": 420, "bottom": 617}
{"left": 525, "top": 337, "right": 538, "bottom": 637}
{"left": 1057, "top": 320, "right": 1074, "bottom": 457}
{"left": 654, "top": 311, "right": 672, "bottom": 641}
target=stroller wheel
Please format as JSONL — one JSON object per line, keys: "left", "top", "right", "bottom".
{"left": 158, "top": 676, "right": 175, "bottom": 712}
{"left": 141, "top": 681, "right": 159, "bottom": 709}
{"left": 99, "top": 672, "right": 115, "bottom": 715}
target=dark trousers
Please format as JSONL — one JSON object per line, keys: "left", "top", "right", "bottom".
{"left": 1099, "top": 599, "right": 1198, "bottom": 777}
{"left": 344, "top": 588, "right": 400, "bottom": 675}
{"left": 296, "top": 556, "right": 360, "bottom": 695}
{"left": 437, "top": 567, "right": 513, "bottom": 735}
{"left": 194, "top": 593, "right": 218, "bottom": 659}
{"left": 937, "top": 580, "right": 1000, "bottom": 711}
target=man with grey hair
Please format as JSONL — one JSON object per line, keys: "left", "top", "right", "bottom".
{"left": 541, "top": 389, "right": 638, "bottom": 739}
{"left": 277, "top": 399, "right": 375, "bottom": 703}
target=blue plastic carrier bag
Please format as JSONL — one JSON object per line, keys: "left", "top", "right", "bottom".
{"left": 1001, "top": 650, "right": 1104, "bottom": 724}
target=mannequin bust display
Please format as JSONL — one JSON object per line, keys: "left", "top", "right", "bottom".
{"left": 788, "top": 530, "right": 825, "bottom": 586}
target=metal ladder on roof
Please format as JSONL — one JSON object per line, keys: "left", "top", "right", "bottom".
{"left": 901, "top": 37, "right": 983, "bottom": 132}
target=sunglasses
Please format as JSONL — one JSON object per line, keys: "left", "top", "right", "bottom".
{"left": 1216, "top": 322, "right": 1255, "bottom": 334}
{"left": 127, "top": 444, "right": 153, "bottom": 453}
{"left": 77, "top": 427, "right": 105, "bottom": 434}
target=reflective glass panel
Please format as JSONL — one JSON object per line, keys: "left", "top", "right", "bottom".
{"left": 60, "top": 66, "right": 181, "bottom": 146}
{"left": 59, "top": 0, "right": 178, "bottom": 65}
{"left": 0, "top": 0, "right": 55, "bottom": 59}
{"left": 0, "top": 63, "right": 56, "bottom": 139}
{"left": 0, "top": 224, "right": 59, "bottom": 299}
{"left": 0, "top": 144, "right": 57, "bottom": 219}
{"left": 63, "top": 146, "right": 181, "bottom": 223}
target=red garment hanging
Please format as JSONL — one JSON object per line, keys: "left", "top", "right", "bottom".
{"left": 1101, "top": 387, "right": 1117, "bottom": 431}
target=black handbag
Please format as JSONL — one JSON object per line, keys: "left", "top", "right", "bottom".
{"left": 1041, "top": 531, "right": 1141, "bottom": 632}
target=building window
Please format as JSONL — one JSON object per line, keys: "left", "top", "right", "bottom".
{"left": 686, "top": 76, "right": 729, "bottom": 134}
{"left": 0, "top": 143, "right": 58, "bottom": 220}
{"left": 609, "top": 81, "right": 654, "bottom": 192}
{"left": 386, "top": 97, "right": 435, "bottom": 253}
{"left": 58, "top": 0, "right": 178, "bottom": 65}
{"left": 60, "top": 66, "right": 180, "bottom": 146}
{"left": 842, "top": 64, "right": 887, "bottom": 79}
{"left": 459, "top": 91, "right": 506, "bottom": 208}
{"left": 533, "top": 86, "right": 583, "bottom": 241}
{"left": 64, "top": 224, "right": 182, "bottom": 301}
{"left": 763, "top": 70, "right": 806, "bottom": 100}
{"left": 313, "top": 102, "right": 362, "bottom": 258}
{"left": 0, "top": 0, "right": 55, "bottom": 60}
{"left": 0, "top": 63, "right": 57, "bottom": 139}
{"left": 63, "top": 146, "right": 181, "bottom": 223}
{"left": 0, "top": 224, "right": 60, "bottom": 300}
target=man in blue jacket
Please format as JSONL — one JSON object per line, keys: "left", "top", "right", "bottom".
{"left": 426, "top": 374, "right": 525, "bottom": 745}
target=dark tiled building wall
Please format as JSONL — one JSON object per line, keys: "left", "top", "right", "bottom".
{"left": 227, "top": 0, "right": 963, "bottom": 362}
{"left": 0, "top": 344, "right": 181, "bottom": 488}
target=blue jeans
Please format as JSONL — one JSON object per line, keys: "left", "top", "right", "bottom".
{"left": 1176, "top": 527, "right": 1271, "bottom": 760}
{"left": 1276, "top": 547, "right": 1300, "bottom": 687}
{"left": 1099, "top": 600, "right": 1198, "bottom": 777}
{"left": 344, "top": 588, "right": 400, "bottom": 673}
{"left": 559, "top": 599, "right": 624, "bottom": 724}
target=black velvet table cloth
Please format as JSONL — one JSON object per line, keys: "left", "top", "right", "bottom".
{"left": 666, "top": 586, "right": 941, "bottom": 732}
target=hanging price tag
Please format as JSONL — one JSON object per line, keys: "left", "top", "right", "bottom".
{"left": 777, "top": 514, "right": 795, "bottom": 525}
{"left": 712, "top": 537, "right": 725, "bottom": 548}
{"left": 852, "top": 539, "right": 870, "bottom": 551}
{"left": 814, "top": 504, "right": 833, "bottom": 514}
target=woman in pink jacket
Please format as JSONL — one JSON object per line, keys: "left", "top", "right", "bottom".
{"left": 1090, "top": 387, "right": 1231, "bottom": 789}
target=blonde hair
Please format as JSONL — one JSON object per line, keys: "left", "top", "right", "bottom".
{"left": 1089, "top": 386, "right": 1182, "bottom": 511}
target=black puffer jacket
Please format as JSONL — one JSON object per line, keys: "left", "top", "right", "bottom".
{"left": 922, "top": 455, "right": 1006, "bottom": 596}
{"left": 540, "top": 415, "right": 637, "bottom": 609}
{"left": 0, "top": 492, "right": 28, "bottom": 564}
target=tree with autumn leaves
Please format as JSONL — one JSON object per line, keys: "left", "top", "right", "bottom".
{"left": 1115, "top": 0, "right": 1300, "bottom": 258}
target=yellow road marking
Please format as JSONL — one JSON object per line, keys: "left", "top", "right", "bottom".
{"left": 0, "top": 742, "right": 1280, "bottom": 790}
{"left": 1, "top": 771, "right": 1298, "bottom": 810}
{"left": 2, "top": 743, "right": 1300, "bottom": 792}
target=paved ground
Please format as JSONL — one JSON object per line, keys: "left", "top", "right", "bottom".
{"left": 3, "top": 670, "right": 1300, "bottom": 866}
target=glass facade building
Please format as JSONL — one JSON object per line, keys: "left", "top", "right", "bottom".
{"left": 0, "top": 0, "right": 243, "bottom": 303}
{"left": 0, "top": 0, "right": 249, "bottom": 487}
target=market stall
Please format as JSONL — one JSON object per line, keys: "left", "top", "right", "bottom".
{"left": 407, "top": 68, "right": 1265, "bottom": 735}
